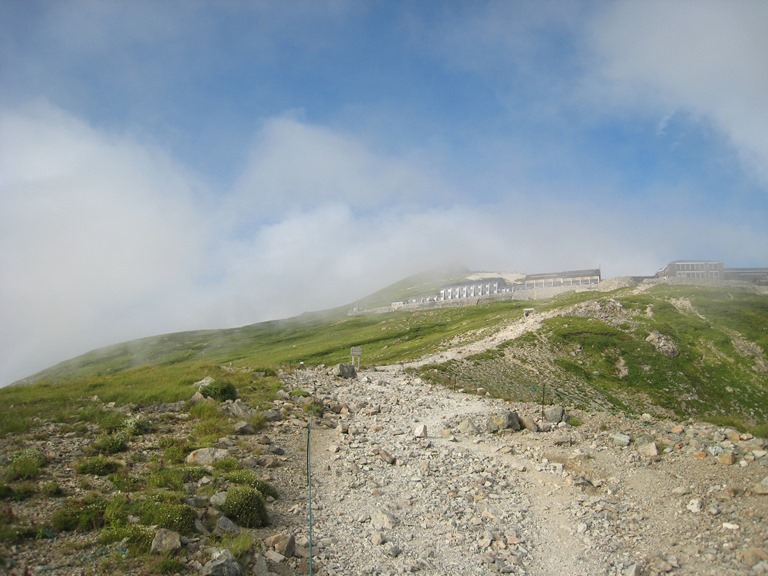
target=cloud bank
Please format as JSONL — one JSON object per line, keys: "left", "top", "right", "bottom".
{"left": 1, "top": 1, "right": 767, "bottom": 386}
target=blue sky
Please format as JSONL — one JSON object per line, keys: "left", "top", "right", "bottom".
{"left": 1, "top": 0, "right": 767, "bottom": 385}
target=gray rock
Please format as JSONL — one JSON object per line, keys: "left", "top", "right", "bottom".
{"left": 338, "top": 364, "right": 357, "bottom": 379}
{"left": 487, "top": 412, "right": 521, "bottom": 433}
{"left": 544, "top": 405, "right": 566, "bottom": 423}
{"left": 150, "top": 528, "right": 181, "bottom": 555}
{"left": 215, "top": 516, "right": 240, "bottom": 535}
{"left": 186, "top": 447, "right": 230, "bottom": 466}
{"left": 414, "top": 423, "right": 428, "bottom": 438}
{"left": 233, "top": 421, "right": 256, "bottom": 435}
{"left": 371, "top": 509, "right": 398, "bottom": 530}
{"left": 457, "top": 418, "right": 479, "bottom": 435}
{"left": 201, "top": 550, "right": 242, "bottom": 576}
{"left": 612, "top": 433, "right": 632, "bottom": 447}
{"left": 519, "top": 414, "right": 539, "bottom": 432}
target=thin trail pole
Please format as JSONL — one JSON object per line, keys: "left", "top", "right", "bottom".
{"left": 305, "top": 363, "right": 315, "bottom": 576}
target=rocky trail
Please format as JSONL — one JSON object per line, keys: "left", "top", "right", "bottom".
{"left": 260, "top": 364, "right": 768, "bottom": 576}
{"left": 2, "top": 361, "right": 767, "bottom": 576}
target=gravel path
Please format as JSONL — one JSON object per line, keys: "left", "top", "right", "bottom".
{"left": 267, "top": 365, "right": 768, "bottom": 576}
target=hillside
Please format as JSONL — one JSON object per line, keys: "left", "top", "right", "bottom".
{"left": 9, "top": 279, "right": 767, "bottom": 435}
{"left": 1, "top": 279, "right": 767, "bottom": 575}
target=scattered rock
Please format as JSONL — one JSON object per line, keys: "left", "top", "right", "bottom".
{"left": 457, "top": 418, "right": 479, "bottom": 435}
{"left": 201, "top": 549, "right": 242, "bottom": 576}
{"left": 612, "top": 432, "right": 632, "bottom": 447}
{"left": 186, "top": 447, "right": 230, "bottom": 466}
{"left": 264, "top": 531, "right": 295, "bottom": 558}
{"left": 519, "top": 414, "right": 539, "bottom": 432}
{"left": 486, "top": 411, "right": 521, "bottom": 433}
{"left": 150, "top": 528, "right": 181, "bottom": 555}
{"left": 646, "top": 331, "right": 679, "bottom": 358}
{"left": 544, "top": 405, "right": 566, "bottom": 423}
{"left": 371, "top": 509, "right": 398, "bottom": 530}
{"left": 338, "top": 364, "right": 357, "bottom": 379}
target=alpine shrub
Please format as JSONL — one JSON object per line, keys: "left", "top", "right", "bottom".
{"left": 220, "top": 486, "right": 269, "bottom": 528}
{"left": 199, "top": 380, "right": 238, "bottom": 402}
{"left": 224, "top": 470, "right": 279, "bottom": 499}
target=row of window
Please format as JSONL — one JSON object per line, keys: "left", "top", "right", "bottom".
{"left": 674, "top": 262, "right": 721, "bottom": 271}
{"left": 678, "top": 271, "right": 720, "bottom": 279}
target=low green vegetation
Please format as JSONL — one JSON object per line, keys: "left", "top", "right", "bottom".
{"left": 88, "top": 432, "right": 129, "bottom": 455}
{"left": 224, "top": 469, "right": 279, "bottom": 499}
{"left": 220, "top": 485, "right": 269, "bottom": 528}
{"left": 4, "top": 449, "right": 47, "bottom": 481}
{"left": 0, "top": 282, "right": 766, "bottom": 441}
{"left": 75, "top": 456, "right": 122, "bottom": 476}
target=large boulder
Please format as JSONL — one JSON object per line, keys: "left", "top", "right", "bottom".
{"left": 544, "top": 405, "right": 567, "bottom": 423}
{"left": 338, "top": 364, "right": 357, "bottom": 379}
{"left": 486, "top": 412, "right": 521, "bottom": 433}
{"left": 150, "top": 528, "right": 181, "bottom": 555}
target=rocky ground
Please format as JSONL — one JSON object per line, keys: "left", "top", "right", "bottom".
{"left": 278, "top": 365, "right": 768, "bottom": 576}
{"left": 2, "top": 363, "right": 767, "bottom": 576}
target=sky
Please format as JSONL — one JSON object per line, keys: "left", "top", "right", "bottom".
{"left": 1, "top": 0, "right": 767, "bottom": 386}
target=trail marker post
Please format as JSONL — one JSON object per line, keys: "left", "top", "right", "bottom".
{"left": 350, "top": 346, "right": 362, "bottom": 370}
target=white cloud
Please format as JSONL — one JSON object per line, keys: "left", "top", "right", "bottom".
{"left": 228, "top": 116, "right": 445, "bottom": 222}
{"left": 2, "top": 101, "right": 766, "bottom": 387}
{"left": 588, "top": 0, "right": 768, "bottom": 183}
{"left": 0, "top": 102, "right": 207, "bottom": 384}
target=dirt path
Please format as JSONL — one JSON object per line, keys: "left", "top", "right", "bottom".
{"left": 295, "top": 366, "right": 622, "bottom": 575}
{"left": 269, "top": 365, "right": 768, "bottom": 576}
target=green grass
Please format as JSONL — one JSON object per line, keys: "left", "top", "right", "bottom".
{"left": 1, "top": 283, "right": 766, "bottom": 435}
{"left": 3, "top": 449, "right": 47, "bottom": 481}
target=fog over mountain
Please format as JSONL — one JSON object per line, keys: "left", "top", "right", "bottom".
{"left": 1, "top": 1, "right": 767, "bottom": 386}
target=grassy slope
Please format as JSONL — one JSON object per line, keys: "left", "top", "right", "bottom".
{"left": 2, "top": 283, "right": 767, "bottom": 436}
{"left": 420, "top": 285, "right": 768, "bottom": 434}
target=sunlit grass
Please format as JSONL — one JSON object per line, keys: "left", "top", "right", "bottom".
{"left": 1, "top": 283, "right": 766, "bottom": 435}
